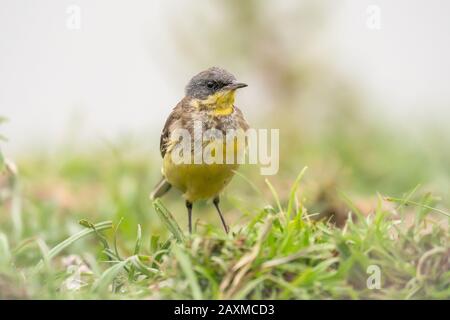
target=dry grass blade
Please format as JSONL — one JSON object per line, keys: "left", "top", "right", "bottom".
{"left": 220, "top": 216, "right": 273, "bottom": 298}
{"left": 386, "top": 197, "right": 450, "bottom": 218}
{"left": 172, "top": 245, "right": 203, "bottom": 300}
{"left": 261, "top": 244, "right": 335, "bottom": 269}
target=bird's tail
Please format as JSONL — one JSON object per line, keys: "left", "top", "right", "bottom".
{"left": 150, "top": 177, "right": 172, "bottom": 200}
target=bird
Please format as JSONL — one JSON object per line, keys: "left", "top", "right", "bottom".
{"left": 150, "top": 67, "right": 249, "bottom": 234}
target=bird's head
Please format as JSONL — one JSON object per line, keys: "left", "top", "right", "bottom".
{"left": 185, "top": 67, "right": 247, "bottom": 115}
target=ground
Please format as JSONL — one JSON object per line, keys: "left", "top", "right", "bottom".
{"left": 0, "top": 120, "right": 449, "bottom": 299}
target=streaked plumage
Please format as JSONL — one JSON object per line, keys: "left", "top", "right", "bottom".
{"left": 151, "top": 67, "right": 249, "bottom": 233}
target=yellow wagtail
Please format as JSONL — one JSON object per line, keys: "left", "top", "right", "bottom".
{"left": 150, "top": 67, "right": 249, "bottom": 233}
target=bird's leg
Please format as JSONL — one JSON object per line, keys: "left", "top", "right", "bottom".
{"left": 213, "top": 196, "right": 229, "bottom": 234}
{"left": 186, "top": 200, "right": 193, "bottom": 234}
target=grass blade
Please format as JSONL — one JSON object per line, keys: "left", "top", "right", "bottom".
{"left": 128, "top": 224, "right": 143, "bottom": 281}
{"left": 265, "top": 178, "right": 283, "bottom": 214}
{"left": 129, "top": 255, "right": 159, "bottom": 276}
{"left": 152, "top": 199, "right": 185, "bottom": 242}
{"left": 34, "top": 221, "right": 113, "bottom": 272}
{"left": 287, "top": 166, "right": 308, "bottom": 218}
{"left": 134, "top": 224, "right": 142, "bottom": 255}
{"left": 91, "top": 258, "right": 130, "bottom": 293}
{"left": 385, "top": 197, "right": 450, "bottom": 218}
{"left": 112, "top": 217, "right": 124, "bottom": 261}
{"left": 172, "top": 245, "right": 203, "bottom": 300}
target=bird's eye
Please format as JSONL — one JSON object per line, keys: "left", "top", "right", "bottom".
{"left": 206, "top": 81, "right": 216, "bottom": 89}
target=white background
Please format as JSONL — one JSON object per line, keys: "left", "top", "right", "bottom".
{"left": 1, "top": 0, "right": 449, "bottom": 154}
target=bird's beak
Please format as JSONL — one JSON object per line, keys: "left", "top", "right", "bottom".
{"left": 223, "top": 82, "right": 248, "bottom": 91}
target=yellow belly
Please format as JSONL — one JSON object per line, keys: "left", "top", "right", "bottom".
{"left": 163, "top": 155, "right": 239, "bottom": 202}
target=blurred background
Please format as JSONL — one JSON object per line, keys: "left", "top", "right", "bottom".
{"left": 1, "top": 0, "right": 450, "bottom": 150}
{"left": 0, "top": 0, "right": 449, "bottom": 242}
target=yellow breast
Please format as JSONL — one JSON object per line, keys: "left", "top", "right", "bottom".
{"left": 163, "top": 90, "right": 246, "bottom": 202}
{"left": 163, "top": 155, "right": 239, "bottom": 202}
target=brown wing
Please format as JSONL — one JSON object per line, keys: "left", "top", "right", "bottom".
{"left": 160, "top": 101, "right": 183, "bottom": 158}
{"left": 234, "top": 106, "right": 250, "bottom": 131}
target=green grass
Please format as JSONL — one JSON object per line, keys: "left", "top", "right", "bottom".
{"left": 0, "top": 117, "right": 449, "bottom": 299}
{"left": 0, "top": 157, "right": 448, "bottom": 299}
